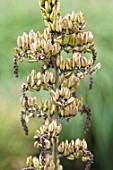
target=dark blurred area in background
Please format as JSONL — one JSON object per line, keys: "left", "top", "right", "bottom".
{"left": 0, "top": 0, "right": 113, "bottom": 170}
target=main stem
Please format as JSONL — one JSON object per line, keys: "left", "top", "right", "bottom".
{"left": 53, "top": 59, "right": 59, "bottom": 170}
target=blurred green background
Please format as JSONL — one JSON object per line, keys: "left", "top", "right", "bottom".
{"left": 0, "top": 0, "right": 113, "bottom": 169}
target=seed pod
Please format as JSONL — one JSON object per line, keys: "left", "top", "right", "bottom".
{"left": 20, "top": 97, "right": 25, "bottom": 108}
{"left": 60, "top": 87, "right": 65, "bottom": 97}
{"left": 58, "top": 142, "right": 65, "bottom": 153}
{"left": 83, "top": 32, "right": 88, "bottom": 44}
{"left": 30, "top": 41, "right": 37, "bottom": 52}
{"left": 56, "top": 55, "right": 62, "bottom": 67}
{"left": 82, "top": 156, "right": 89, "bottom": 162}
{"left": 33, "top": 97, "right": 37, "bottom": 105}
{"left": 65, "top": 58, "right": 71, "bottom": 70}
{"left": 81, "top": 139, "right": 87, "bottom": 150}
{"left": 29, "top": 29, "right": 36, "bottom": 43}
{"left": 73, "top": 106, "right": 78, "bottom": 116}
{"left": 62, "top": 34, "right": 69, "bottom": 45}
{"left": 77, "top": 11, "right": 84, "bottom": 23}
{"left": 77, "top": 33, "right": 83, "bottom": 46}
{"left": 70, "top": 57, "right": 75, "bottom": 68}
{"left": 87, "top": 31, "right": 94, "bottom": 43}
{"left": 56, "top": 1, "right": 60, "bottom": 13}
{"left": 45, "top": 139, "right": 51, "bottom": 149}
{"left": 57, "top": 124, "right": 62, "bottom": 134}
{"left": 26, "top": 156, "right": 33, "bottom": 167}
{"left": 81, "top": 56, "right": 87, "bottom": 67}
{"left": 48, "top": 123, "right": 53, "bottom": 132}
{"left": 60, "top": 60, "right": 65, "bottom": 70}
{"left": 13, "top": 48, "right": 21, "bottom": 55}
{"left": 49, "top": 161, "right": 55, "bottom": 170}
{"left": 17, "top": 36, "right": 23, "bottom": 48}
{"left": 88, "top": 57, "right": 93, "bottom": 66}
{"left": 67, "top": 154, "right": 74, "bottom": 160}
{"left": 37, "top": 80, "right": 42, "bottom": 86}
{"left": 50, "top": 72, "right": 55, "bottom": 84}
{"left": 34, "top": 103, "right": 39, "bottom": 110}
{"left": 40, "top": 99, "right": 44, "bottom": 109}
{"left": 30, "top": 76, "right": 35, "bottom": 87}
{"left": 37, "top": 72, "right": 41, "bottom": 80}
{"left": 44, "top": 99, "right": 50, "bottom": 109}
{"left": 75, "top": 138, "right": 81, "bottom": 148}
{"left": 65, "top": 88, "right": 71, "bottom": 100}
{"left": 71, "top": 11, "right": 76, "bottom": 21}
{"left": 60, "top": 110, "right": 65, "bottom": 117}
{"left": 27, "top": 74, "right": 31, "bottom": 84}
{"left": 31, "top": 70, "right": 37, "bottom": 79}
{"left": 33, "top": 157, "right": 39, "bottom": 168}
{"left": 73, "top": 53, "right": 81, "bottom": 68}
{"left": 45, "top": 1, "right": 51, "bottom": 13}
{"left": 52, "top": 0, "right": 56, "bottom": 5}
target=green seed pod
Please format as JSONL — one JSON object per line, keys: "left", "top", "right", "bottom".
{"left": 65, "top": 58, "right": 71, "bottom": 70}
{"left": 26, "top": 156, "right": 33, "bottom": 167}
{"left": 82, "top": 156, "right": 89, "bottom": 162}
{"left": 76, "top": 11, "right": 84, "bottom": 23}
{"left": 33, "top": 157, "right": 39, "bottom": 168}
{"left": 34, "top": 103, "right": 39, "bottom": 110}
{"left": 40, "top": 99, "right": 44, "bottom": 109}
{"left": 67, "top": 154, "right": 74, "bottom": 160}
{"left": 60, "top": 110, "right": 65, "bottom": 117}
{"left": 45, "top": 1, "right": 51, "bottom": 13}
{"left": 62, "top": 35, "right": 69, "bottom": 45}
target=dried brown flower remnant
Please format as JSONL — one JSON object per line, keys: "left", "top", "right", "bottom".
{"left": 13, "top": 0, "right": 100, "bottom": 169}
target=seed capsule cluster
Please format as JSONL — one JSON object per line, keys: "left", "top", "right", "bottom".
{"left": 26, "top": 70, "right": 56, "bottom": 91}
{"left": 26, "top": 154, "right": 63, "bottom": 170}
{"left": 58, "top": 138, "right": 93, "bottom": 170}
{"left": 34, "top": 119, "right": 62, "bottom": 149}
{"left": 14, "top": 0, "right": 100, "bottom": 169}
{"left": 57, "top": 53, "right": 93, "bottom": 71}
